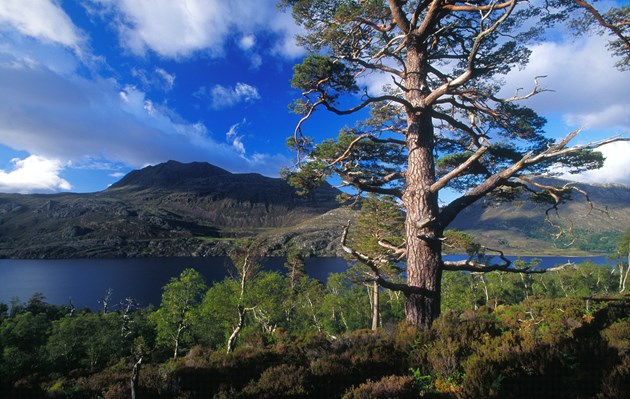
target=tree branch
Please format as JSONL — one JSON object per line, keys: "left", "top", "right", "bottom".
{"left": 443, "top": 246, "right": 543, "bottom": 273}
{"left": 378, "top": 238, "right": 407, "bottom": 261}
{"left": 339, "top": 171, "right": 404, "bottom": 198}
{"left": 442, "top": 260, "right": 545, "bottom": 273}
{"left": 439, "top": 132, "right": 630, "bottom": 228}
{"left": 575, "top": 0, "right": 630, "bottom": 55}
{"left": 431, "top": 145, "right": 488, "bottom": 193}
{"left": 444, "top": 1, "right": 515, "bottom": 12}
{"left": 501, "top": 75, "right": 552, "bottom": 103}
{"left": 388, "top": 0, "right": 411, "bottom": 33}
{"left": 322, "top": 94, "right": 413, "bottom": 116}
{"left": 341, "top": 220, "right": 432, "bottom": 296}
{"left": 422, "top": 0, "right": 517, "bottom": 107}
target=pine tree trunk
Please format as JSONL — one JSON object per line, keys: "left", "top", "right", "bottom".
{"left": 403, "top": 41, "right": 442, "bottom": 327}
{"left": 403, "top": 115, "right": 442, "bottom": 327}
{"left": 402, "top": 37, "right": 442, "bottom": 327}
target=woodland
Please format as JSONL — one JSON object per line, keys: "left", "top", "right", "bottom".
{"left": 1, "top": 0, "right": 630, "bottom": 398}
{"left": 0, "top": 220, "right": 629, "bottom": 398}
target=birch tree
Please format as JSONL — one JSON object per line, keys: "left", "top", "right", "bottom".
{"left": 150, "top": 268, "right": 207, "bottom": 359}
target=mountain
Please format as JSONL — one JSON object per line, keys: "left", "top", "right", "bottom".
{"left": 449, "top": 178, "right": 630, "bottom": 255}
{"left": 0, "top": 161, "right": 347, "bottom": 258}
{"left": 0, "top": 163, "right": 627, "bottom": 259}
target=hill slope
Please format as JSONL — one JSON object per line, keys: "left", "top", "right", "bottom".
{"left": 0, "top": 161, "right": 345, "bottom": 258}
{"left": 0, "top": 164, "right": 627, "bottom": 258}
{"left": 449, "top": 178, "right": 630, "bottom": 254}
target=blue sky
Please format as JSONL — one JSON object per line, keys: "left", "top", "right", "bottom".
{"left": 0, "top": 0, "right": 629, "bottom": 194}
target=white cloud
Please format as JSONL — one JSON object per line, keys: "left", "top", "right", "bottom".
{"left": 501, "top": 34, "right": 630, "bottom": 132}
{"left": 96, "top": 0, "right": 228, "bottom": 58}
{"left": 248, "top": 53, "right": 263, "bottom": 70}
{"left": 0, "top": 56, "right": 286, "bottom": 190}
{"left": 0, "top": 155, "right": 71, "bottom": 194}
{"left": 268, "top": 10, "right": 305, "bottom": 59}
{"left": 88, "top": 0, "right": 303, "bottom": 59}
{"left": 137, "top": 67, "right": 178, "bottom": 92}
{"left": 237, "top": 35, "right": 263, "bottom": 69}
{"left": 239, "top": 34, "right": 256, "bottom": 51}
{"left": 202, "top": 82, "right": 261, "bottom": 109}
{"left": 226, "top": 121, "right": 247, "bottom": 155}
{"left": 568, "top": 141, "right": 630, "bottom": 186}
{"left": 0, "top": 0, "right": 83, "bottom": 51}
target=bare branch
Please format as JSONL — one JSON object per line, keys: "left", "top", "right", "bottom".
{"left": 444, "top": 1, "right": 515, "bottom": 12}
{"left": 431, "top": 146, "right": 488, "bottom": 193}
{"left": 502, "top": 75, "right": 553, "bottom": 103}
{"left": 440, "top": 132, "right": 630, "bottom": 228}
{"left": 442, "top": 260, "right": 545, "bottom": 273}
{"left": 293, "top": 99, "right": 324, "bottom": 164}
{"left": 378, "top": 238, "right": 407, "bottom": 261}
{"left": 329, "top": 133, "right": 373, "bottom": 167}
{"left": 443, "top": 247, "right": 543, "bottom": 274}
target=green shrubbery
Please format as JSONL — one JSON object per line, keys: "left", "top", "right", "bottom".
{"left": 1, "top": 262, "right": 629, "bottom": 398}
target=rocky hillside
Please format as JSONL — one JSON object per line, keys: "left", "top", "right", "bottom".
{"left": 449, "top": 178, "right": 630, "bottom": 254}
{"left": 0, "top": 162, "right": 627, "bottom": 258}
{"left": 0, "top": 161, "right": 347, "bottom": 258}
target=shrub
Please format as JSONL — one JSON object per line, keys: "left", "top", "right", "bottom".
{"left": 241, "top": 364, "right": 310, "bottom": 398}
{"left": 597, "top": 354, "right": 630, "bottom": 399}
{"left": 602, "top": 319, "right": 630, "bottom": 355}
{"left": 103, "top": 382, "right": 128, "bottom": 399}
{"left": 342, "top": 375, "right": 417, "bottom": 399}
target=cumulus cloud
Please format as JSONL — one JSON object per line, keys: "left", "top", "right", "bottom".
{"left": 0, "top": 0, "right": 83, "bottom": 51}
{"left": 501, "top": 34, "right": 630, "bottom": 131}
{"left": 268, "top": 10, "right": 305, "bottom": 59}
{"left": 0, "top": 58, "right": 283, "bottom": 182}
{"left": 196, "top": 82, "right": 261, "bottom": 109}
{"left": 0, "top": 155, "right": 71, "bottom": 194}
{"left": 91, "top": 0, "right": 303, "bottom": 59}
{"left": 566, "top": 142, "right": 630, "bottom": 186}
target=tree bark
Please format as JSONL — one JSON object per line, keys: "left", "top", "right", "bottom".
{"left": 371, "top": 279, "right": 379, "bottom": 331}
{"left": 173, "top": 324, "right": 184, "bottom": 360}
{"left": 131, "top": 356, "right": 142, "bottom": 399}
{"left": 226, "top": 305, "right": 245, "bottom": 354}
{"left": 402, "top": 39, "right": 443, "bottom": 327}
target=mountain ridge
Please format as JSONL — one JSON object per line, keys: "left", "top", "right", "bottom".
{"left": 449, "top": 177, "right": 630, "bottom": 254}
{"left": 0, "top": 162, "right": 628, "bottom": 258}
{"left": 0, "top": 161, "right": 347, "bottom": 258}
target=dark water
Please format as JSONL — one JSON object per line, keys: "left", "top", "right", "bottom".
{"left": 0, "top": 255, "right": 611, "bottom": 310}
{"left": 0, "top": 257, "right": 348, "bottom": 309}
